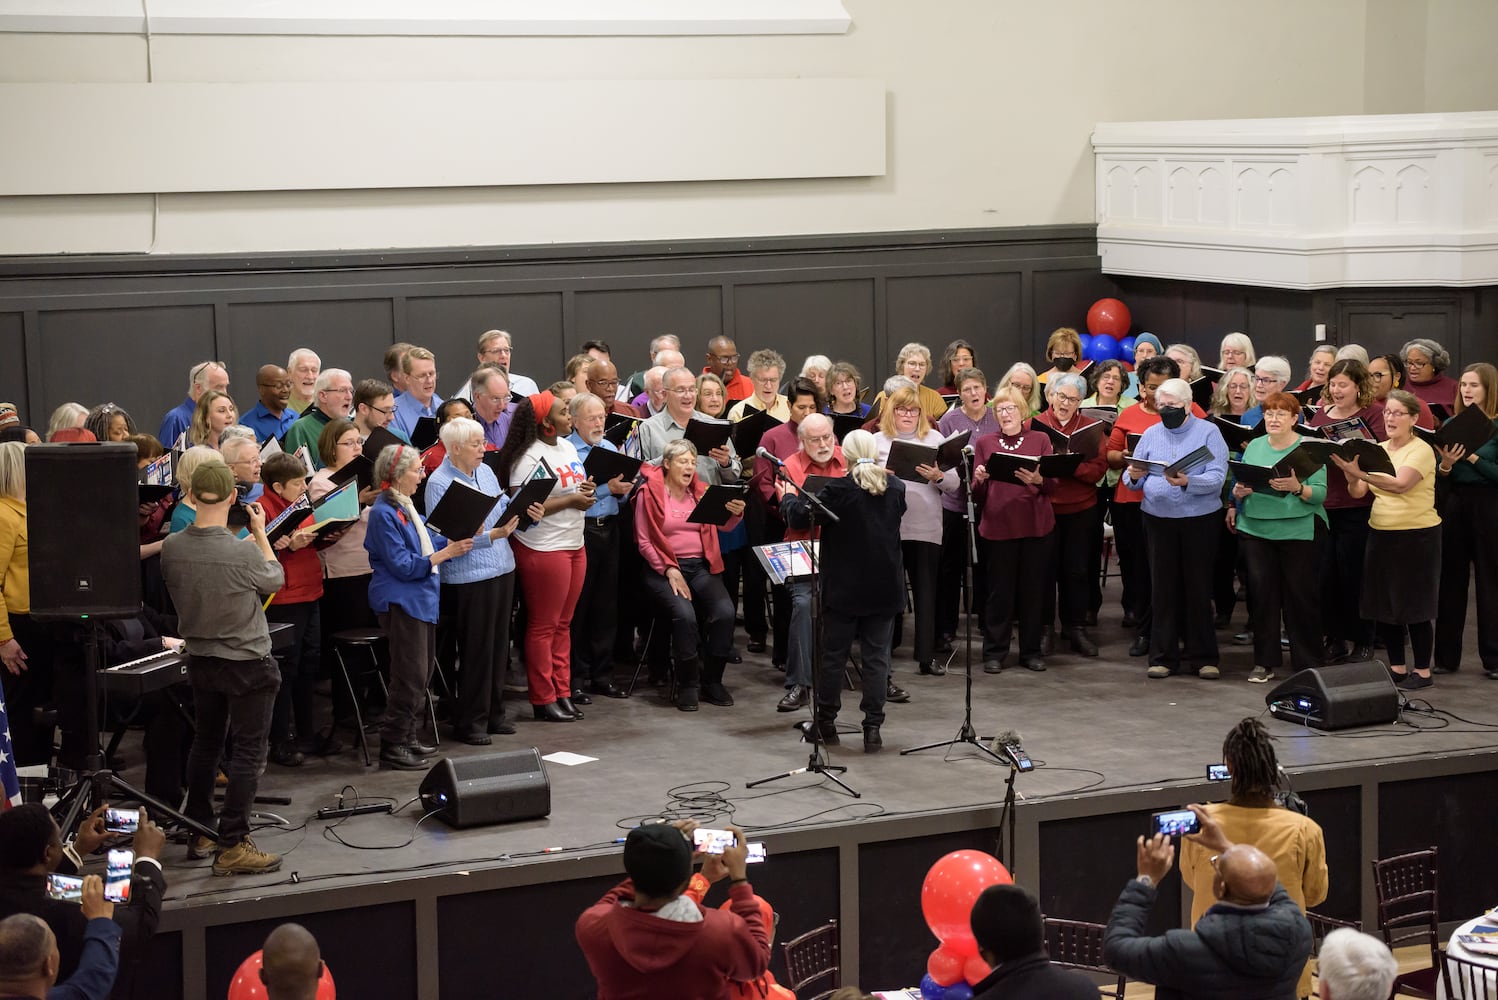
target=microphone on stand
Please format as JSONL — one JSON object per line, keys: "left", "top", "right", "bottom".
{"left": 755, "top": 447, "right": 786, "bottom": 468}
{"left": 990, "top": 729, "right": 1035, "bottom": 772}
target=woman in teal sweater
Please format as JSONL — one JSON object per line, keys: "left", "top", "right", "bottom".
{"left": 1228, "top": 391, "right": 1328, "bottom": 683}
{"left": 1433, "top": 362, "right": 1498, "bottom": 677}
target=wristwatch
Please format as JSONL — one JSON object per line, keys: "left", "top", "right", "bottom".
{"left": 1133, "top": 874, "right": 1154, "bottom": 888}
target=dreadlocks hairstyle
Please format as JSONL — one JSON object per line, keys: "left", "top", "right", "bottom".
{"left": 490, "top": 396, "right": 538, "bottom": 486}
{"left": 1223, "top": 717, "right": 1280, "bottom": 800}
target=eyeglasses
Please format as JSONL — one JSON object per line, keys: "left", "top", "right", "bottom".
{"left": 994, "top": 404, "right": 1021, "bottom": 415}
{"left": 755, "top": 375, "right": 780, "bottom": 386}
{"left": 1053, "top": 394, "right": 1081, "bottom": 404}
{"left": 1369, "top": 371, "right": 1390, "bottom": 380}
{"left": 712, "top": 354, "right": 740, "bottom": 365}
{"left": 804, "top": 433, "right": 836, "bottom": 445}
{"left": 257, "top": 380, "right": 293, "bottom": 390}
{"left": 1405, "top": 357, "right": 1430, "bottom": 369}
{"left": 589, "top": 377, "right": 620, "bottom": 388}
{"left": 324, "top": 386, "right": 354, "bottom": 395}
{"left": 366, "top": 404, "right": 394, "bottom": 416}
{"left": 668, "top": 386, "right": 698, "bottom": 396}
{"left": 412, "top": 372, "right": 439, "bottom": 382}
{"left": 1252, "top": 376, "right": 1281, "bottom": 386}
{"left": 893, "top": 406, "right": 922, "bottom": 416}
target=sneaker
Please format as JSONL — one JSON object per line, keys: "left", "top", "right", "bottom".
{"left": 1146, "top": 665, "right": 1171, "bottom": 679}
{"left": 186, "top": 835, "right": 216, "bottom": 861}
{"left": 1197, "top": 665, "right": 1220, "bottom": 680}
{"left": 212, "top": 837, "right": 283, "bottom": 877}
{"left": 1247, "top": 666, "right": 1275, "bottom": 684}
{"left": 1397, "top": 672, "right": 1433, "bottom": 690}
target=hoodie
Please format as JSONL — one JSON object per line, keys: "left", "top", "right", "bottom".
{"left": 1103, "top": 879, "right": 1312, "bottom": 1000}
{"left": 576, "top": 878, "right": 771, "bottom": 1000}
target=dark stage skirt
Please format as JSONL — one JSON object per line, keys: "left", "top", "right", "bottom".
{"left": 1360, "top": 524, "right": 1440, "bottom": 624}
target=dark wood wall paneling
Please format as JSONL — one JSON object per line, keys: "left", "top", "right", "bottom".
{"left": 1110, "top": 277, "right": 1498, "bottom": 375}
{"left": 0, "top": 228, "right": 1110, "bottom": 432}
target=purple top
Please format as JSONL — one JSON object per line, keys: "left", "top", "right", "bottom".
{"left": 938, "top": 406, "right": 1000, "bottom": 513}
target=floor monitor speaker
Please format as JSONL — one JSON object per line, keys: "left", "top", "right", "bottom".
{"left": 419, "top": 747, "right": 551, "bottom": 828}
{"left": 25, "top": 443, "right": 141, "bottom": 620}
{"left": 1265, "top": 660, "right": 1400, "bottom": 731}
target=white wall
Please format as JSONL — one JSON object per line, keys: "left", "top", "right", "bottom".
{"left": 1, "top": 0, "right": 1494, "bottom": 255}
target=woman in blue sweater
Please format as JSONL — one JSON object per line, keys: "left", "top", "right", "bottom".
{"left": 1124, "top": 378, "right": 1229, "bottom": 680}
{"left": 365, "top": 443, "right": 472, "bottom": 770}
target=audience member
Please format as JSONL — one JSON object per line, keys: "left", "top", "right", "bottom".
{"left": 967, "top": 883, "right": 1099, "bottom": 999}
{"left": 1315, "top": 928, "right": 1397, "bottom": 1000}
{"left": 257, "top": 922, "right": 327, "bottom": 1000}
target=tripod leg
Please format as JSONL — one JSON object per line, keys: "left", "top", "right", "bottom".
{"left": 51, "top": 780, "right": 94, "bottom": 840}
{"left": 101, "top": 773, "right": 218, "bottom": 842}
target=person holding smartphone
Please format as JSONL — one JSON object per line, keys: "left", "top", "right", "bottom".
{"left": 0, "top": 877, "right": 120, "bottom": 1000}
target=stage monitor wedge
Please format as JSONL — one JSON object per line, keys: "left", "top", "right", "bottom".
{"left": 1265, "top": 660, "right": 1400, "bottom": 731}
{"left": 419, "top": 748, "right": 551, "bottom": 829}
{"left": 25, "top": 443, "right": 141, "bottom": 621}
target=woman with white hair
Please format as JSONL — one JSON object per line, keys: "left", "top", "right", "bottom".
{"left": 1295, "top": 344, "right": 1337, "bottom": 394}
{"left": 996, "top": 363, "right": 1043, "bottom": 418}
{"left": 364, "top": 443, "right": 474, "bottom": 768}
{"left": 1218, "top": 332, "right": 1256, "bottom": 372}
{"left": 783, "top": 430, "right": 906, "bottom": 753}
{"left": 1400, "top": 337, "right": 1459, "bottom": 411}
{"left": 869, "top": 343, "right": 947, "bottom": 426}
{"left": 1165, "top": 343, "right": 1203, "bottom": 383}
{"left": 799, "top": 355, "right": 832, "bottom": 393}
{"left": 423, "top": 416, "right": 527, "bottom": 744}
{"left": 1315, "top": 928, "right": 1397, "bottom": 1000}
{"left": 1123, "top": 377, "right": 1229, "bottom": 679}
{"left": 1242, "top": 355, "right": 1293, "bottom": 427}
{"left": 45, "top": 402, "right": 88, "bottom": 442}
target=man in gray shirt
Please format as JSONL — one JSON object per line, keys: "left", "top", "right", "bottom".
{"left": 160, "top": 459, "right": 285, "bottom": 877}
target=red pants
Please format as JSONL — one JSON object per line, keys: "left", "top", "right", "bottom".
{"left": 512, "top": 543, "right": 586, "bottom": 705}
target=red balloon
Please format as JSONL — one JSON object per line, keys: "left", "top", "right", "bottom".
{"left": 964, "top": 954, "right": 992, "bottom": 984}
{"left": 927, "top": 942, "right": 967, "bottom": 987}
{"left": 1086, "top": 298, "right": 1132, "bottom": 338}
{"left": 227, "top": 951, "right": 336, "bottom": 1000}
{"left": 920, "top": 850, "right": 1014, "bottom": 947}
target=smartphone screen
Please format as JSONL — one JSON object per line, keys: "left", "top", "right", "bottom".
{"left": 104, "top": 808, "right": 140, "bottom": 835}
{"left": 746, "top": 842, "right": 767, "bottom": 864}
{"left": 46, "top": 874, "right": 84, "bottom": 902}
{"left": 104, "top": 849, "right": 133, "bottom": 903}
{"left": 692, "top": 828, "right": 736, "bottom": 855}
{"left": 1207, "top": 763, "right": 1231, "bottom": 781}
{"left": 1152, "top": 809, "right": 1201, "bottom": 837}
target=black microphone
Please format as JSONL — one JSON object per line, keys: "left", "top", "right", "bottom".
{"left": 755, "top": 447, "right": 786, "bottom": 468}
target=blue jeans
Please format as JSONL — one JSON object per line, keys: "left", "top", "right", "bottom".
{"left": 785, "top": 578, "right": 813, "bottom": 688}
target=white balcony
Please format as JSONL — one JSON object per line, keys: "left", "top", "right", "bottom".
{"left": 1093, "top": 112, "right": 1498, "bottom": 289}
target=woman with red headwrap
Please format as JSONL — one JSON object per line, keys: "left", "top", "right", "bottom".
{"left": 489, "top": 392, "right": 595, "bottom": 722}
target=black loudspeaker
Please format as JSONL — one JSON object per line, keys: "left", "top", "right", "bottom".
{"left": 1265, "top": 660, "right": 1400, "bottom": 730}
{"left": 25, "top": 444, "right": 141, "bottom": 620}
{"left": 419, "top": 748, "right": 551, "bottom": 829}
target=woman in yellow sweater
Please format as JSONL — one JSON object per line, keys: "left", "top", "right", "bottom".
{"left": 1333, "top": 389, "right": 1441, "bottom": 689}
{"left": 0, "top": 441, "right": 53, "bottom": 765}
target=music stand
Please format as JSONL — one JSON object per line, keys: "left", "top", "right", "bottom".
{"left": 902, "top": 447, "right": 1007, "bottom": 765}
{"left": 746, "top": 472, "right": 859, "bottom": 798}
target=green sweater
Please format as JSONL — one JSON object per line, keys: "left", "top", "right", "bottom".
{"left": 1443, "top": 415, "right": 1498, "bottom": 488}
{"left": 1236, "top": 437, "right": 1328, "bottom": 541}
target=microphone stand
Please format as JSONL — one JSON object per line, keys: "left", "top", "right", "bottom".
{"left": 747, "top": 464, "right": 859, "bottom": 798}
{"left": 902, "top": 447, "right": 1007, "bottom": 765}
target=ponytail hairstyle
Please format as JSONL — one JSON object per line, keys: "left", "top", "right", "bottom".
{"left": 842, "top": 430, "right": 888, "bottom": 496}
{"left": 490, "top": 397, "right": 538, "bottom": 486}
{"left": 1223, "top": 717, "right": 1280, "bottom": 800}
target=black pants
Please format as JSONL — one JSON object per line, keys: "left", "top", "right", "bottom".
{"left": 1087, "top": 486, "right": 1112, "bottom": 616}
{"left": 1213, "top": 517, "right": 1240, "bottom": 622}
{"left": 1240, "top": 528, "right": 1324, "bottom": 672}
{"left": 1053, "top": 508, "right": 1095, "bottom": 629}
{"left": 895, "top": 540, "right": 940, "bottom": 664}
{"left": 184, "top": 654, "right": 279, "bottom": 847}
{"left": 938, "top": 507, "right": 987, "bottom": 639}
{"left": 1144, "top": 510, "right": 1220, "bottom": 672}
{"left": 983, "top": 532, "right": 1056, "bottom": 658}
{"left": 1382, "top": 621, "right": 1434, "bottom": 670}
{"left": 3, "top": 613, "right": 55, "bottom": 767}
{"left": 266, "top": 601, "right": 319, "bottom": 749}
{"left": 1112, "top": 501, "right": 1150, "bottom": 625}
{"left": 641, "top": 559, "right": 735, "bottom": 662}
{"left": 441, "top": 573, "right": 514, "bottom": 736}
{"left": 572, "top": 516, "right": 621, "bottom": 686}
{"left": 377, "top": 604, "right": 435, "bottom": 745}
{"left": 612, "top": 510, "right": 648, "bottom": 660}
{"left": 1320, "top": 506, "right": 1375, "bottom": 647}
{"left": 1435, "top": 485, "right": 1498, "bottom": 672}
{"left": 817, "top": 612, "right": 894, "bottom": 729}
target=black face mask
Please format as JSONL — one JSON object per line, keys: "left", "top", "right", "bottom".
{"left": 1159, "top": 405, "right": 1187, "bottom": 429}
{"left": 1053, "top": 357, "right": 1076, "bottom": 372}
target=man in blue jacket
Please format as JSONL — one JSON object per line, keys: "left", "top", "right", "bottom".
{"left": 0, "top": 876, "right": 121, "bottom": 1000}
{"left": 1103, "top": 807, "right": 1311, "bottom": 1000}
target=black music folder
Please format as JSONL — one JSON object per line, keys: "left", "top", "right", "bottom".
{"left": 686, "top": 484, "right": 748, "bottom": 526}
{"left": 829, "top": 412, "right": 867, "bottom": 442}
{"left": 327, "top": 453, "right": 374, "bottom": 493}
{"left": 1080, "top": 406, "right": 1120, "bottom": 426}
{"left": 423, "top": 480, "right": 503, "bottom": 540}
{"left": 1212, "top": 415, "right": 1266, "bottom": 452}
{"left": 362, "top": 426, "right": 404, "bottom": 463}
{"left": 983, "top": 450, "right": 1085, "bottom": 484}
{"left": 603, "top": 413, "right": 642, "bottom": 447}
{"left": 410, "top": 416, "right": 440, "bottom": 451}
{"left": 1030, "top": 418, "right": 1105, "bottom": 456}
{"left": 1127, "top": 444, "right": 1215, "bottom": 478}
{"left": 730, "top": 407, "right": 783, "bottom": 457}
{"left": 1229, "top": 461, "right": 1283, "bottom": 495}
{"left": 1418, "top": 403, "right": 1497, "bottom": 454}
{"left": 1189, "top": 377, "right": 1214, "bottom": 410}
{"left": 510, "top": 476, "right": 558, "bottom": 531}
{"left": 583, "top": 446, "right": 642, "bottom": 485}
{"left": 683, "top": 416, "right": 733, "bottom": 454}
{"left": 1294, "top": 436, "right": 1397, "bottom": 476}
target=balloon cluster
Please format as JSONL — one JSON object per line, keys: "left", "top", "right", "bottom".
{"left": 1081, "top": 298, "right": 1134, "bottom": 365}
{"left": 227, "top": 951, "right": 336, "bottom": 1000}
{"left": 917, "top": 850, "right": 1013, "bottom": 1000}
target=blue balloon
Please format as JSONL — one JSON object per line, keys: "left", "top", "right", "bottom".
{"left": 1080, "top": 333, "right": 1094, "bottom": 355}
{"left": 920, "top": 974, "right": 945, "bottom": 1000}
{"left": 1087, "top": 335, "right": 1123, "bottom": 364}
{"left": 942, "top": 984, "right": 974, "bottom": 1000}
{"left": 1118, "top": 335, "right": 1136, "bottom": 356}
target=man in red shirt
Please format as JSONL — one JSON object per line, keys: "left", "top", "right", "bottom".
{"left": 576, "top": 822, "right": 770, "bottom": 1000}
{"left": 704, "top": 336, "right": 754, "bottom": 402}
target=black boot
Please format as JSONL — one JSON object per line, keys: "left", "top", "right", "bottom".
{"left": 811, "top": 711, "right": 840, "bottom": 746}
{"left": 700, "top": 656, "right": 734, "bottom": 706}
{"left": 1066, "top": 627, "right": 1099, "bottom": 657}
{"left": 380, "top": 741, "right": 430, "bottom": 771}
{"left": 556, "top": 697, "right": 585, "bottom": 719}
{"left": 1040, "top": 624, "right": 1055, "bottom": 656}
{"left": 675, "top": 657, "right": 702, "bottom": 711}
{"left": 532, "top": 702, "right": 575, "bottom": 722}
{"left": 863, "top": 725, "right": 883, "bottom": 754}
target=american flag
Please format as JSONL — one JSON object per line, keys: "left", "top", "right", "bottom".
{"left": 0, "top": 694, "right": 20, "bottom": 808}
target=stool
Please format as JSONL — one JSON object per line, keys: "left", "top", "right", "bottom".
{"left": 331, "top": 628, "right": 388, "bottom": 767}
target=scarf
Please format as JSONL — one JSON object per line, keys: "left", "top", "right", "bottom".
{"left": 389, "top": 488, "right": 437, "bottom": 573}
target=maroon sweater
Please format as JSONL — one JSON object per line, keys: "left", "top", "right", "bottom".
{"left": 1032, "top": 410, "right": 1109, "bottom": 514}
{"left": 576, "top": 879, "right": 771, "bottom": 1000}
{"left": 972, "top": 430, "right": 1056, "bottom": 541}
